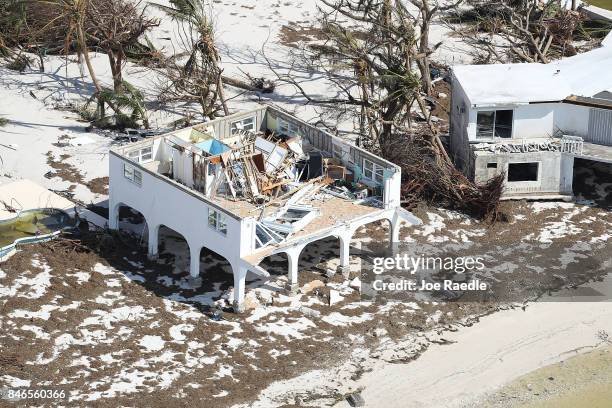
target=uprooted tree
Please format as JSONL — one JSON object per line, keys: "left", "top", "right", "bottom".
{"left": 0, "top": 0, "right": 158, "bottom": 128}
{"left": 444, "top": 0, "right": 595, "bottom": 64}
{"left": 152, "top": 0, "right": 229, "bottom": 120}
{"left": 86, "top": 0, "right": 158, "bottom": 93}
{"left": 84, "top": 0, "right": 159, "bottom": 128}
{"left": 267, "top": 0, "right": 504, "bottom": 219}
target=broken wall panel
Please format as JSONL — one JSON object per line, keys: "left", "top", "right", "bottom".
{"left": 203, "top": 107, "right": 267, "bottom": 141}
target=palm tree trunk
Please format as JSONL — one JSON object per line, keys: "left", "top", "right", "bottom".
{"left": 217, "top": 72, "right": 229, "bottom": 116}
{"left": 77, "top": 24, "right": 123, "bottom": 117}
{"left": 78, "top": 24, "right": 102, "bottom": 94}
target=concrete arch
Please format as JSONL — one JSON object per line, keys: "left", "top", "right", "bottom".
{"left": 155, "top": 224, "right": 199, "bottom": 278}
{"left": 230, "top": 260, "right": 249, "bottom": 313}
{"left": 147, "top": 223, "right": 161, "bottom": 259}
{"left": 109, "top": 200, "right": 148, "bottom": 231}
{"left": 109, "top": 201, "right": 150, "bottom": 244}
{"left": 278, "top": 234, "right": 346, "bottom": 292}
{"left": 199, "top": 246, "right": 234, "bottom": 278}
{"left": 299, "top": 235, "right": 342, "bottom": 269}
{"left": 350, "top": 216, "right": 400, "bottom": 249}
{"left": 258, "top": 252, "right": 291, "bottom": 277}
{"left": 108, "top": 200, "right": 123, "bottom": 230}
{"left": 336, "top": 215, "right": 402, "bottom": 276}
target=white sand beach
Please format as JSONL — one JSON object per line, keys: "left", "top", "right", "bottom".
{"left": 331, "top": 276, "right": 612, "bottom": 408}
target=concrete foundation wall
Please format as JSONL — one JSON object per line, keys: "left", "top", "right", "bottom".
{"left": 474, "top": 151, "right": 574, "bottom": 198}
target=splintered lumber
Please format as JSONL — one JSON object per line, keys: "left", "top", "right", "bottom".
{"left": 223, "top": 168, "right": 237, "bottom": 198}
{"left": 208, "top": 170, "right": 225, "bottom": 199}
{"left": 242, "top": 157, "right": 260, "bottom": 197}
{"left": 267, "top": 176, "right": 327, "bottom": 207}
{"left": 261, "top": 179, "right": 289, "bottom": 194}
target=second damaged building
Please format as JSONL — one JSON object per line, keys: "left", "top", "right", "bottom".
{"left": 450, "top": 31, "right": 612, "bottom": 200}
{"left": 108, "top": 105, "right": 420, "bottom": 312}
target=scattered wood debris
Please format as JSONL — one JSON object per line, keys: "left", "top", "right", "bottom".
{"left": 386, "top": 134, "right": 505, "bottom": 221}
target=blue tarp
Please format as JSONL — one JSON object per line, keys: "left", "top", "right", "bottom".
{"left": 195, "top": 139, "right": 231, "bottom": 155}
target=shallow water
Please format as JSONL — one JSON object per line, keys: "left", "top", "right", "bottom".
{"left": 503, "top": 345, "right": 612, "bottom": 408}
{"left": 523, "top": 382, "right": 612, "bottom": 408}
{"left": 0, "top": 209, "right": 74, "bottom": 247}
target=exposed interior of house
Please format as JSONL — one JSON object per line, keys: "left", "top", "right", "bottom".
{"left": 117, "top": 109, "right": 400, "bottom": 252}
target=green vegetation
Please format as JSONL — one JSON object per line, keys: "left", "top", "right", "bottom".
{"left": 587, "top": 0, "right": 612, "bottom": 11}
{"left": 0, "top": 116, "right": 8, "bottom": 126}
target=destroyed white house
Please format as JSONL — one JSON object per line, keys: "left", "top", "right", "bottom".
{"left": 450, "top": 32, "right": 612, "bottom": 200}
{"left": 108, "top": 105, "right": 419, "bottom": 311}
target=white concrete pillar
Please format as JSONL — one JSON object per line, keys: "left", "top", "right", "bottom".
{"left": 337, "top": 232, "right": 352, "bottom": 276}
{"left": 390, "top": 214, "right": 401, "bottom": 254}
{"left": 285, "top": 245, "right": 304, "bottom": 293}
{"left": 147, "top": 223, "right": 158, "bottom": 260}
{"left": 189, "top": 244, "right": 200, "bottom": 278}
{"left": 108, "top": 202, "right": 120, "bottom": 230}
{"left": 232, "top": 265, "right": 248, "bottom": 313}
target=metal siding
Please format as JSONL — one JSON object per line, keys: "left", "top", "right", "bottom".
{"left": 588, "top": 108, "right": 612, "bottom": 146}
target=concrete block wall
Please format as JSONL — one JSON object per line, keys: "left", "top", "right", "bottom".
{"left": 473, "top": 151, "right": 574, "bottom": 198}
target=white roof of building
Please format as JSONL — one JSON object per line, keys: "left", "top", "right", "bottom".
{"left": 453, "top": 32, "right": 612, "bottom": 106}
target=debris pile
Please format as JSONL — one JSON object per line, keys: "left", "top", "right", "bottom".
{"left": 161, "top": 123, "right": 388, "bottom": 248}
{"left": 202, "top": 130, "right": 379, "bottom": 207}
{"left": 473, "top": 135, "right": 584, "bottom": 154}
{"left": 386, "top": 134, "right": 505, "bottom": 221}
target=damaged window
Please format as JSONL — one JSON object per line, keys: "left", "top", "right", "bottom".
{"left": 231, "top": 116, "right": 256, "bottom": 134}
{"left": 208, "top": 209, "right": 228, "bottom": 235}
{"left": 256, "top": 224, "right": 273, "bottom": 247}
{"left": 278, "top": 118, "right": 300, "bottom": 135}
{"left": 476, "top": 111, "right": 494, "bottom": 138}
{"left": 507, "top": 162, "right": 539, "bottom": 182}
{"left": 255, "top": 222, "right": 287, "bottom": 249}
{"left": 128, "top": 146, "right": 153, "bottom": 163}
{"left": 476, "top": 110, "right": 513, "bottom": 139}
{"left": 277, "top": 208, "right": 311, "bottom": 225}
{"left": 332, "top": 143, "right": 342, "bottom": 159}
{"left": 494, "top": 110, "right": 513, "bottom": 138}
{"left": 363, "top": 159, "right": 384, "bottom": 183}
{"left": 260, "top": 205, "right": 318, "bottom": 237}
{"left": 123, "top": 163, "right": 142, "bottom": 186}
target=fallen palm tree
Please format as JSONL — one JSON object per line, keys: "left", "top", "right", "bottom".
{"left": 385, "top": 133, "right": 505, "bottom": 222}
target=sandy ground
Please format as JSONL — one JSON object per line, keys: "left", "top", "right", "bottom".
{"left": 1, "top": 2, "right": 612, "bottom": 407}
{"left": 333, "top": 288, "right": 612, "bottom": 408}
{"left": 2, "top": 184, "right": 611, "bottom": 407}
{"left": 481, "top": 345, "right": 612, "bottom": 408}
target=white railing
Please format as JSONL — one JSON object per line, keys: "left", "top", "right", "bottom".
{"left": 474, "top": 136, "right": 583, "bottom": 155}
{"left": 560, "top": 135, "right": 584, "bottom": 155}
